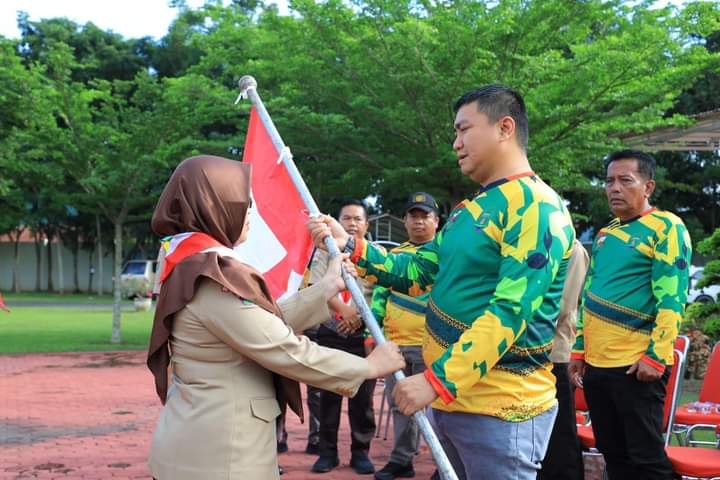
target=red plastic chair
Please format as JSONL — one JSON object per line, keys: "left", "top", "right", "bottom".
{"left": 674, "top": 343, "right": 720, "bottom": 446}
{"left": 666, "top": 424, "right": 720, "bottom": 480}
{"left": 576, "top": 349, "right": 685, "bottom": 452}
{"left": 575, "top": 387, "right": 596, "bottom": 449}
{"left": 676, "top": 335, "right": 690, "bottom": 357}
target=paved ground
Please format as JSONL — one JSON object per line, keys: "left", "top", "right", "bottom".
{"left": 0, "top": 351, "right": 438, "bottom": 479}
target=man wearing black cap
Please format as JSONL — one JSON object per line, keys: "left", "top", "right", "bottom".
{"left": 372, "top": 192, "right": 440, "bottom": 480}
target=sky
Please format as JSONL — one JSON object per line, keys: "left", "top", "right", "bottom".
{"left": 0, "top": 0, "right": 289, "bottom": 40}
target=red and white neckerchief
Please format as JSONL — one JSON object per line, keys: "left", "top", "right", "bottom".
{"left": 156, "top": 232, "right": 242, "bottom": 285}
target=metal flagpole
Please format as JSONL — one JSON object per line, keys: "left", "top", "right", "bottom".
{"left": 236, "top": 76, "right": 459, "bottom": 480}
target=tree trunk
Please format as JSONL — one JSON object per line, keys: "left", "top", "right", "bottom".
{"left": 57, "top": 236, "right": 64, "bottom": 295}
{"left": 111, "top": 220, "right": 123, "bottom": 344}
{"left": 72, "top": 233, "right": 80, "bottom": 294}
{"left": 11, "top": 228, "right": 23, "bottom": 293}
{"left": 97, "top": 214, "right": 103, "bottom": 296}
{"left": 47, "top": 233, "right": 54, "bottom": 292}
{"left": 34, "top": 232, "right": 42, "bottom": 292}
{"left": 88, "top": 246, "right": 94, "bottom": 292}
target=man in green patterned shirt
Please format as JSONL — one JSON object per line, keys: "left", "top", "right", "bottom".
{"left": 309, "top": 85, "right": 575, "bottom": 480}
{"left": 569, "top": 150, "right": 691, "bottom": 479}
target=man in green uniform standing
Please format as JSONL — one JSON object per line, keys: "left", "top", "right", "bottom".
{"left": 309, "top": 85, "right": 575, "bottom": 479}
{"left": 371, "top": 192, "right": 440, "bottom": 480}
{"left": 569, "top": 150, "right": 692, "bottom": 480}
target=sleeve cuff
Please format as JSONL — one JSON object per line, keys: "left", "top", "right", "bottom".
{"left": 570, "top": 352, "right": 585, "bottom": 361}
{"left": 640, "top": 355, "right": 666, "bottom": 373}
{"left": 424, "top": 369, "right": 455, "bottom": 404}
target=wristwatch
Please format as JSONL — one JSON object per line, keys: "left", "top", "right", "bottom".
{"left": 342, "top": 236, "right": 356, "bottom": 255}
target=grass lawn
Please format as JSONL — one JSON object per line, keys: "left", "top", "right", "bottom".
{"left": 0, "top": 307, "right": 152, "bottom": 353}
{"left": 3, "top": 292, "right": 132, "bottom": 305}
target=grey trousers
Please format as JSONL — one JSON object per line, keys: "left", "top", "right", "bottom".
{"left": 429, "top": 405, "right": 558, "bottom": 480}
{"left": 385, "top": 345, "right": 426, "bottom": 465}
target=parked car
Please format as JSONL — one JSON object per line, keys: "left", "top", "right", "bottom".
{"left": 374, "top": 240, "right": 400, "bottom": 251}
{"left": 687, "top": 266, "right": 720, "bottom": 304}
{"left": 120, "top": 259, "right": 157, "bottom": 299}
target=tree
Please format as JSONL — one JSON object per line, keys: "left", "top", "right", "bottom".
{"left": 0, "top": 38, "right": 67, "bottom": 292}
{"left": 685, "top": 228, "right": 720, "bottom": 340}
{"left": 45, "top": 59, "right": 171, "bottom": 341}
{"left": 16, "top": 14, "right": 151, "bottom": 83}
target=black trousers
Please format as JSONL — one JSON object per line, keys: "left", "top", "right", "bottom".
{"left": 583, "top": 364, "right": 673, "bottom": 480}
{"left": 305, "top": 327, "right": 322, "bottom": 446}
{"left": 538, "top": 362, "right": 584, "bottom": 480}
{"left": 317, "top": 326, "right": 376, "bottom": 457}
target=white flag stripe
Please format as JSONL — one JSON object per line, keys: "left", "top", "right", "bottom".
{"left": 233, "top": 193, "right": 287, "bottom": 273}
{"left": 277, "top": 270, "right": 305, "bottom": 302}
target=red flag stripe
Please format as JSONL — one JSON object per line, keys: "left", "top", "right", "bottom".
{"left": 242, "top": 107, "right": 314, "bottom": 300}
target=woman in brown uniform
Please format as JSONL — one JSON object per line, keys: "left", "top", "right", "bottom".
{"left": 147, "top": 155, "right": 404, "bottom": 479}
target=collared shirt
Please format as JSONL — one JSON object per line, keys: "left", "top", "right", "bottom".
{"left": 370, "top": 241, "right": 432, "bottom": 346}
{"left": 571, "top": 208, "right": 692, "bottom": 373}
{"left": 549, "top": 239, "right": 589, "bottom": 363}
{"left": 352, "top": 173, "right": 575, "bottom": 421}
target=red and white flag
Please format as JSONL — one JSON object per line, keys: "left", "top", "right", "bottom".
{"left": 234, "top": 107, "right": 314, "bottom": 301}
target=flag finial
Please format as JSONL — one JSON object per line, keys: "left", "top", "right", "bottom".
{"left": 236, "top": 75, "right": 258, "bottom": 103}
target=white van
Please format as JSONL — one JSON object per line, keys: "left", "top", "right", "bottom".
{"left": 120, "top": 260, "right": 157, "bottom": 299}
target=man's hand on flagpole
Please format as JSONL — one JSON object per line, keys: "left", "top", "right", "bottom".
{"left": 393, "top": 373, "right": 439, "bottom": 416}
{"left": 308, "top": 215, "right": 350, "bottom": 251}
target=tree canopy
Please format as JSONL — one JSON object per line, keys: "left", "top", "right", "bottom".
{"left": 1, "top": 0, "right": 719, "bottom": 340}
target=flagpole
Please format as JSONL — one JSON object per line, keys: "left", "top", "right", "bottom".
{"left": 237, "top": 76, "right": 458, "bottom": 480}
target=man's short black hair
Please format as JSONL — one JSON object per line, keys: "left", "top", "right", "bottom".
{"left": 338, "top": 199, "right": 368, "bottom": 221}
{"left": 605, "top": 150, "right": 656, "bottom": 180}
{"left": 453, "top": 85, "right": 529, "bottom": 151}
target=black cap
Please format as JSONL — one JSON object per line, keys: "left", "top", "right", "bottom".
{"left": 405, "top": 192, "right": 439, "bottom": 214}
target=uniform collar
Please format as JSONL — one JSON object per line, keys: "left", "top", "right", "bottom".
{"left": 618, "top": 207, "right": 656, "bottom": 225}
{"left": 476, "top": 171, "right": 536, "bottom": 194}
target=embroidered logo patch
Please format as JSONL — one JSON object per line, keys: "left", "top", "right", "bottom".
{"left": 474, "top": 212, "right": 491, "bottom": 229}
{"left": 596, "top": 233, "right": 607, "bottom": 248}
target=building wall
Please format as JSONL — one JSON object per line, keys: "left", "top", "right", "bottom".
{"left": 0, "top": 242, "right": 115, "bottom": 292}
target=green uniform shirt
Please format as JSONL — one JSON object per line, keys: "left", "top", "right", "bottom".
{"left": 354, "top": 173, "right": 575, "bottom": 421}
{"left": 572, "top": 208, "right": 692, "bottom": 371}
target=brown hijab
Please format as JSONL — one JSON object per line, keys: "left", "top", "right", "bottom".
{"left": 147, "top": 155, "right": 303, "bottom": 420}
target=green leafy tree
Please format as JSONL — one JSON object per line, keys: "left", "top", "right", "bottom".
{"left": 685, "top": 229, "right": 720, "bottom": 340}
{"left": 216, "top": 0, "right": 717, "bottom": 215}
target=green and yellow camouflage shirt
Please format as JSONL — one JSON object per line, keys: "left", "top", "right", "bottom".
{"left": 370, "top": 241, "right": 432, "bottom": 347}
{"left": 351, "top": 173, "right": 575, "bottom": 421}
{"left": 571, "top": 208, "right": 691, "bottom": 372}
